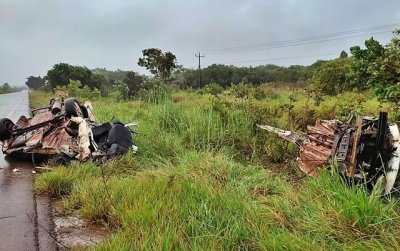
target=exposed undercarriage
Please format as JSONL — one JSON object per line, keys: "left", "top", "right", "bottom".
{"left": 258, "top": 112, "right": 400, "bottom": 195}
{"left": 0, "top": 97, "right": 137, "bottom": 165}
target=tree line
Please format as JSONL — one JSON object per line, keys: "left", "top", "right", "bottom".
{"left": 25, "top": 50, "right": 322, "bottom": 96}
{"left": 26, "top": 29, "right": 399, "bottom": 105}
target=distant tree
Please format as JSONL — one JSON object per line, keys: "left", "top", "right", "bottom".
{"left": 90, "top": 73, "right": 109, "bottom": 94}
{"left": 47, "top": 63, "right": 93, "bottom": 88}
{"left": 311, "top": 58, "right": 351, "bottom": 96}
{"left": 110, "top": 80, "right": 129, "bottom": 100}
{"left": 2, "top": 82, "right": 11, "bottom": 91}
{"left": 91, "top": 68, "right": 131, "bottom": 82}
{"left": 171, "top": 63, "right": 309, "bottom": 89}
{"left": 339, "top": 50, "right": 348, "bottom": 58}
{"left": 138, "top": 48, "right": 177, "bottom": 81}
{"left": 123, "top": 71, "right": 145, "bottom": 96}
{"left": 25, "top": 76, "right": 45, "bottom": 90}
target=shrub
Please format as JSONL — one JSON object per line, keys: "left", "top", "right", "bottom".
{"left": 198, "top": 82, "right": 224, "bottom": 96}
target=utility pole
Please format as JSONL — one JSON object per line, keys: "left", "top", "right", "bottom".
{"left": 195, "top": 52, "right": 205, "bottom": 89}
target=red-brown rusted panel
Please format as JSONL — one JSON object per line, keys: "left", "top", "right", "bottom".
{"left": 41, "top": 125, "right": 79, "bottom": 153}
{"left": 30, "top": 109, "right": 54, "bottom": 126}
{"left": 15, "top": 116, "right": 30, "bottom": 129}
{"left": 298, "top": 119, "right": 340, "bottom": 175}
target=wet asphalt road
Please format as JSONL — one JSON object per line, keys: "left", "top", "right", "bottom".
{"left": 0, "top": 91, "right": 55, "bottom": 250}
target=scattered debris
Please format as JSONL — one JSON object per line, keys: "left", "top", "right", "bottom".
{"left": 258, "top": 112, "right": 400, "bottom": 195}
{"left": 34, "top": 166, "right": 53, "bottom": 171}
{"left": 12, "top": 168, "right": 19, "bottom": 172}
{"left": 0, "top": 96, "right": 138, "bottom": 165}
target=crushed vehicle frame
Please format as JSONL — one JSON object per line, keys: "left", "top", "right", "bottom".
{"left": 258, "top": 112, "right": 400, "bottom": 195}
{"left": 0, "top": 96, "right": 138, "bottom": 165}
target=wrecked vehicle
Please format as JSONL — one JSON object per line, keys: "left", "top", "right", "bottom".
{"left": 0, "top": 97, "right": 137, "bottom": 165}
{"left": 258, "top": 112, "right": 400, "bottom": 195}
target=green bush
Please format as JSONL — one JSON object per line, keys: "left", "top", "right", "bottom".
{"left": 198, "top": 82, "right": 224, "bottom": 96}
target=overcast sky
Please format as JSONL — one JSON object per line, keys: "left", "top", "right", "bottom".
{"left": 1, "top": 0, "right": 400, "bottom": 86}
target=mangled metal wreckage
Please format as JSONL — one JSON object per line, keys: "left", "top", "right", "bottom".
{"left": 0, "top": 97, "right": 137, "bottom": 165}
{"left": 258, "top": 112, "right": 400, "bottom": 195}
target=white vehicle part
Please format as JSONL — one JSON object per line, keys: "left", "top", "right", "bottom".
{"left": 384, "top": 124, "right": 400, "bottom": 195}
{"left": 124, "top": 122, "right": 138, "bottom": 127}
{"left": 131, "top": 145, "right": 138, "bottom": 153}
{"left": 83, "top": 101, "right": 96, "bottom": 122}
{"left": 70, "top": 117, "right": 91, "bottom": 161}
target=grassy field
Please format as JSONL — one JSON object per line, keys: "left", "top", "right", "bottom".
{"left": 31, "top": 88, "right": 400, "bottom": 250}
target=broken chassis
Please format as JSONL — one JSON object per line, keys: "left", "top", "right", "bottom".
{"left": 1, "top": 98, "right": 137, "bottom": 164}
{"left": 258, "top": 112, "right": 400, "bottom": 196}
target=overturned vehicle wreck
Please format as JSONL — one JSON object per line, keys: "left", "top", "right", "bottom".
{"left": 258, "top": 112, "right": 400, "bottom": 195}
{"left": 0, "top": 97, "right": 137, "bottom": 165}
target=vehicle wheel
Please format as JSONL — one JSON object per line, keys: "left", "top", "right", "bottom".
{"left": 0, "top": 118, "right": 15, "bottom": 141}
{"left": 65, "top": 98, "right": 83, "bottom": 117}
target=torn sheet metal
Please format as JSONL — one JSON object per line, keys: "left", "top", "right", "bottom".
{"left": 0, "top": 97, "right": 138, "bottom": 165}
{"left": 258, "top": 112, "right": 400, "bottom": 195}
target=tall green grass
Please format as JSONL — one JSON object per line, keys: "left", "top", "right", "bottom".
{"left": 32, "top": 89, "right": 400, "bottom": 250}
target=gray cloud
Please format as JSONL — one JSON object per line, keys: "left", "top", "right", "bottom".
{"left": 1, "top": 0, "right": 399, "bottom": 86}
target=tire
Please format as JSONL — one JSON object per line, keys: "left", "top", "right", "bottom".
{"left": 65, "top": 98, "right": 83, "bottom": 117}
{"left": 0, "top": 118, "right": 15, "bottom": 141}
{"left": 107, "top": 124, "right": 133, "bottom": 154}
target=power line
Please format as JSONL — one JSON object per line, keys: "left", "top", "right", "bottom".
{"left": 207, "top": 30, "right": 393, "bottom": 56}
{"left": 179, "top": 29, "right": 389, "bottom": 66}
{"left": 224, "top": 52, "right": 339, "bottom": 64}
{"left": 177, "top": 22, "right": 399, "bottom": 68}
{"left": 178, "top": 27, "right": 395, "bottom": 63}
{"left": 204, "top": 23, "right": 399, "bottom": 55}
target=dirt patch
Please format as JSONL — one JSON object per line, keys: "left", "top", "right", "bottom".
{"left": 52, "top": 200, "right": 109, "bottom": 249}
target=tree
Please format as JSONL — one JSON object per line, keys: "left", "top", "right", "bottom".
{"left": 351, "top": 30, "right": 400, "bottom": 105}
{"left": 47, "top": 63, "right": 93, "bottom": 88}
{"left": 349, "top": 37, "right": 385, "bottom": 91}
{"left": 2, "top": 83, "right": 11, "bottom": 91}
{"left": 25, "top": 76, "right": 45, "bottom": 90}
{"left": 171, "top": 63, "right": 309, "bottom": 89}
{"left": 123, "top": 71, "right": 145, "bottom": 96}
{"left": 311, "top": 58, "right": 351, "bottom": 96}
{"left": 110, "top": 80, "right": 129, "bottom": 100}
{"left": 90, "top": 73, "right": 110, "bottom": 95}
{"left": 138, "top": 48, "right": 177, "bottom": 81}
{"left": 339, "top": 50, "right": 348, "bottom": 58}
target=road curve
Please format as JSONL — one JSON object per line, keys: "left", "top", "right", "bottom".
{"left": 0, "top": 91, "right": 55, "bottom": 250}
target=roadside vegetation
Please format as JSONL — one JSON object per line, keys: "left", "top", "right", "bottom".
{"left": 0, "top": 82, "right": 25, "bottom": 94}
{"left": 31, "top": 30, "right": 400, "bottom": 249}
{"left": 32, "top": 85, "right": 400, "bottom": 250}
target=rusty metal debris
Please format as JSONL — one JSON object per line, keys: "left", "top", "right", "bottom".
{"left": 0, "top": 97, "right": 138, "bottom": 165}
{"left": 258, "top": 112, "right": 400, "bottom": 195}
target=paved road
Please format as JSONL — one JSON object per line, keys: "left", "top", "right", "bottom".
{"left": 0, "top": 91, "right": 55, "bottom": 250}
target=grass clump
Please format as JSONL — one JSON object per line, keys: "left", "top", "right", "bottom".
{"left": 34, "top": 166, "right": 75, "bottom": 197}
